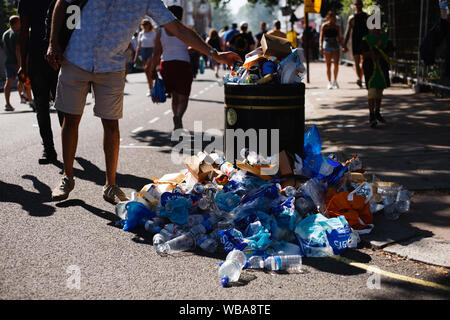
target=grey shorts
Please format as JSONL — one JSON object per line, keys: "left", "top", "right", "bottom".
{"left": 55, "top": 59, "right": 126, "bottom": 120}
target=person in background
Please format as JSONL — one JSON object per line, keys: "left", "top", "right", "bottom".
{"left": 151, "top": 5, "right": 193, "bottom": 130}
{"left": 255, "top": 21, "right": 267, "bottom": 47}
{"left": 18, "top": 0, "right": 64, "bottom": 164}
{"left": 228, "top": 22, "right": 255, "bottom": 61}
{"left": 343, "top": 0, "right": 369, "bottom": 88}
{"left": 47, "top": 0, "right": 241, "bottom": 203}
{"left": 267, "top": 20, "right": 286, "bottom": 39}
{"left": 206, "top": 29, "right": 223, "bottom": 78}
{"left": 134, "top": 19, "right": 157, "bottom": 97}
{"left": 2, "top": 16, "right": 22, "bottom": 112}
{"left": 224, "top": 23, "right": 239, "bottom": 51}
{"left": 360, "top": 27, "right": 394, "bottom": 128}
{"left": 319, "top": 10, "right": 343, "bottom": 89}
{"left": 219, "top": 25, "right": 229, "bottom": 45}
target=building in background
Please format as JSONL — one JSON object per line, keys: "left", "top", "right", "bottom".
{"left": 165, "top": 0, "right": 212, "bottom": 35}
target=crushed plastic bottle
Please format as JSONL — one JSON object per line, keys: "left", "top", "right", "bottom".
{"left": 218, "top": 249, "right": 247, "bottom": 287}
{"left": 247, "top": 254, "right": 302, "bottom": 272}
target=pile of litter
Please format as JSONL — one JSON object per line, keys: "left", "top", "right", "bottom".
{"left": 115, "top": 125, "right": 412, "bottom": 287}
{"left": 220, "top": 33, "right": 306, "bottom": 86}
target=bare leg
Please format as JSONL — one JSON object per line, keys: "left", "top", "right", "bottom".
{"left": 4, "top": 78, "right": 14, "bottom": 106}
{"left": 332, "top": 50, "right": 340, "bottom": 82}
{"left": 144, "top": 59, "right": 154, "bottom": 91}
{"left": 324, "top": 53, "right": 332, "bottom": 82}
{"left": 61, "top": 113, "right": 83, "bottom": 179}
{"left": 172, "top": 92, "right": 189, "bottom": 130}
{"left": 101, "top": 118, "right": 120, "bottom": 187}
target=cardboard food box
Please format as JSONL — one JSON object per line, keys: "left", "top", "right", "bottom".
{"left": 185, "top": 155, "right": 222, "bottom": 182}
{"left": 279, "top": 150, "right": 294, "bottom": 176}
{"left": 236, "top": 161, "right": 276, "bottom": 180}
{"left": 260, "top": 33, "right": 292, "bottom": 60}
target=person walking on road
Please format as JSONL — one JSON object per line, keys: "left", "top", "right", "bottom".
{"left": 2, "top": 16, "right": 21, "bottom": 112}
{"left": 18, "top": 0, "right": 64, "bottom": 164}
{"left": 267, "top": 20, "right": 286, "bottom": 39}
{"left": 255, "top": 21, "right": 268, "bottom": 47}
{"left": 206, "top": 29, "right": 223, "bottom": 78}
{"left": 228, "top": 22, "right": 255, "bottom": 61}
{"left": 343, "top": 0, "right": 369, "bottom": 88}
{"left": 319, "top": 11, "right": 343, "bottom": 90}
{"left": 47, "top": 0, "right": 241, "bottom": 203}
{"left": 360, "top": 27, "right": 394, "bottom": 128}
{"left": 223, "top": 23, "right": 239, "bottom": 51}
{"left": 152, "top": 6, "right": 193, "bottom": 130}
{"left": 134, "top": 19, "right": 157, "bottom": 97}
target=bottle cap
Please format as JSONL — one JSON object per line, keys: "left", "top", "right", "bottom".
{"left": 221, "top": 276, "right": 229, "bottom": 287}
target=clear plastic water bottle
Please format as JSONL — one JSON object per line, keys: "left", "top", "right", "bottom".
{"left": 395, "top": 187, "right": 411, "bottom": 214}
{"left": 247, "top": 255, "right": 302, "bottom": 272}
{"left": 153, "top": 223, "right": 185, "bottom": 247}
{"left": 197, "top": 230, "right": 219, "bottom": 253}
{"left": 187, "top": 214, "right": 208, "bottom": 227}
{"left": 143, "top": 217, "right": 164, "bottom": 233}
{"left": 156, "top": 232, "right": 196, "bottom": 255}
{"left": 218, "top": 249, "right": 247, "bottom": 287}
{"left": 281, "top": 186, "right": 297, "bottom": 198}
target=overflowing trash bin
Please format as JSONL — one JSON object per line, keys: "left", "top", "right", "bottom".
{"left": 221, "top": 34, "right": 306, "bottom": 162}
{"left": 115, "top": 125, "right": 412, "bottom": 287}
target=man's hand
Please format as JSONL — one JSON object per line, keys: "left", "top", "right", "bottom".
{"left": 46, "top": 42, "right": 63, "bottom": 70}
{"left": 213, "top": 51, "right": 242, "bottom": 68}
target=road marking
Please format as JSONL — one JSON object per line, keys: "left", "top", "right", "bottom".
{"left": 333, "top": 256, "right": 450, "bottom": 292}
{"left": 120, "top": 145, "right": 164, "bottom": 149}
{"left": 199, "top": 90, "right": 205, "bottom": 95}
{"left": 149, "top": 117, "right": 160, "bottom": 124}
{"left": 192, "top": 94, "right": 198, "bottom": 98}
{"left": 164, "top": 110, "right": 171, "bottom": 115}
{"left": 131, "top": 127, "right": 143, "bottom": 134}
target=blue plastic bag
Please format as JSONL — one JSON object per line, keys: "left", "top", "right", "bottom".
{"left": 304, "top": 125, "right": 322, "bottom": 156}
{"left": 152, "top": 77, "right": 166, "bottom": 103}
{"left": 123, "top": 201, "right": 156, "bottom": 231}
{"left": 294, "top": 213, "right": 352, "bottom": 257}
{"left": 294, "top": 214, "right": 334, "bottom": 257}
{"left": 158, "top": 196, "right": 193, "bottom": 225}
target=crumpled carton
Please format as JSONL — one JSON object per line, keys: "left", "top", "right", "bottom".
{"left": 260, "top": 33, "right": 292, "bottom": 60}
{"left": 185, "top": 154, "right": 223, "bottom": 182}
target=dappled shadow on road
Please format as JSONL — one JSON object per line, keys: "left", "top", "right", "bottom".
{"left": 308, "top": 83, "right": 450, "bottom": 246}
{"left": 132, "top": 128, "right": 224, "bottom": 156}
{"left": 371, "top": 274, "right": 450, "bottom": 299}
{"left": 52, "top": 157, "right": 152, "bottom": 191}
{"left": 0, "top": 176, "right": 55, "bottom": 217}
{"left": 55, "top": 199, "right": 118, "bottom": 222}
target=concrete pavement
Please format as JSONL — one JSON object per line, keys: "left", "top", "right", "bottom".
{"left": 304, "top": 61, "right": 450, "bottom": 267}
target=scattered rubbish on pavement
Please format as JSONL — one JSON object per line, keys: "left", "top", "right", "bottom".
{"left": 115, "top": 125, "right": 412, "bottom": 287}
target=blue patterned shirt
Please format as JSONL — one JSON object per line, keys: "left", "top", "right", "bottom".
{"left": 64, "top": 0, "right": 175, "bottom": 73}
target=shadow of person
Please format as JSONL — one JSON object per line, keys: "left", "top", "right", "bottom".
{"left": 55, "top": 199, "right": 118, "bottom": 222}
{"left": 52, "top": 157, "right": 153, "bottom": 191}
{"left": 0, "top": 176, "right": 55, "bottom": 217}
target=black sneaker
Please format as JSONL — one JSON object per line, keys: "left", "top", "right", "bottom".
{"left": 39, "top": 148, "right": 57, "bottom": 164}
{"left": 356, "top": 79, "right": 363, "bottom": 88}
{"left": 369, "top": 112, "right": 378, "bottom": 128}
{"left": 375, "top": 110, "right": 386, "bottom": 123}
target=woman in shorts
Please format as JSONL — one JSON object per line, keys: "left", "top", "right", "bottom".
{"left": 151, "top": 5, "right": 193, "bottom": 130}
{"left": 319, "top": 11, "right": 343, "bottom": 89}
{"left": 135, "top": 19, "right": 157, "bottom": 97}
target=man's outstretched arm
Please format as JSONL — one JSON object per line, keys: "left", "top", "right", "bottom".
{"left": 163, "top": 19, "right": 242, "bottom": 67}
